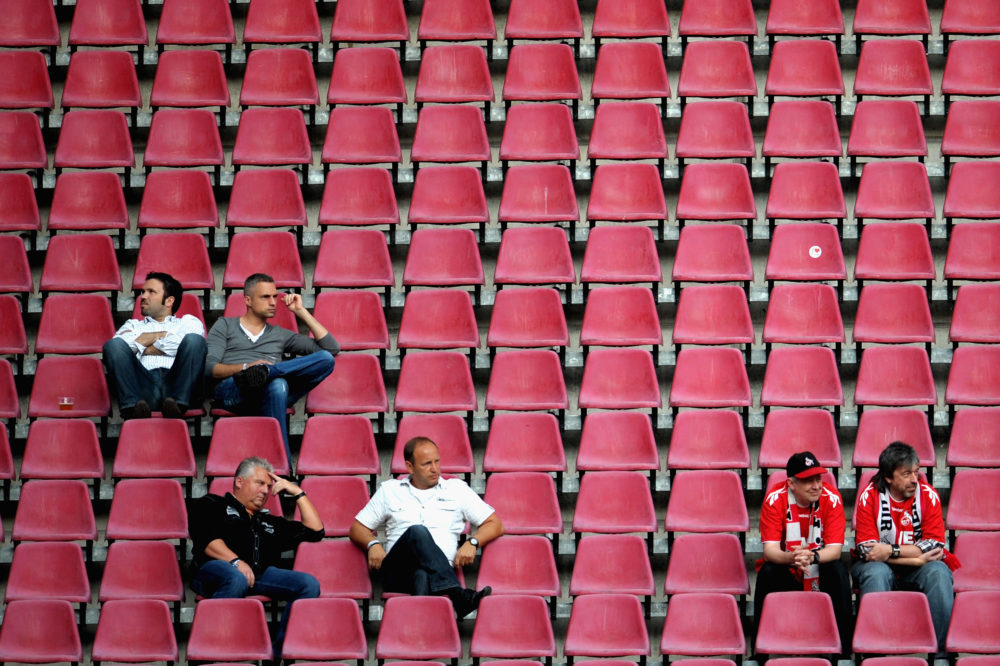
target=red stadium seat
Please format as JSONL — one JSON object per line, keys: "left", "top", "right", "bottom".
{"left": 62, "top": 50, "right": 141, "bottom": 123}
{"left": 99, "top": 540, "right": 185, "bottom": 607}
{"left": 673, "top": 284, "right": 753, "bottom": 351}
{"left": 581, "top": 225, "right": 661, "bottom": 291}
{"left": 28, "top": 356, "right": 110, "bottom": 419}
{"left": 678, "top": 40, "right": 756, "bottom": 106}
{"left": 503, "top": 43, "right": 581, "bottom": 115}
{"left": 297, "top": 475, "right": 370, "bottom": 537}
{"left": 848, "top": 101, "right": 927, "bottom": 174}
{"left": 757, "top": 591, "right": 841, "bottom": 657}
{"left": 854, "top": 223, "right": 935, "bottom": 289}
{"left": 854, "top": 283, "right": 934, "bottom": 354}
{"left": 281, "top": 598, "right": 368, "bottom": 663}
{"left": 854, "top": 39, "right": 932, "bottom": 110}
{"left": 398, "top": 289, "right": 479, "bottom": 353}
{"left": 948, "top": 469, "right": 1000, "bottom": 536}
{"left": 0, "top": 236, "right": 32, "bottom": 297}
{"left": 675, "top": 101, "right": 755, "bottom": 172}
{"left": 495, "top": 227, "right": 575, "bottom": 288}
{"left": 0, "top": 51, "right": 52, "bottom": 116}
{"left": 659, "top": 593, "right": 746, "bottom": 658}
{"left": 592, "top": 0, "right": 670, "bottom": 50}
{"left": 0, "top": 359, "right": 18, "bottom": 422}
{"left": 144, "top": 108, "right": 226, "bottom": 181}
{"left": 329, "top": 0, "right": 408, "bottom": 55}
{"left": 91, "top": 599, "right": 178, "bottom": 666}
{"left": 312, "top": 291, "right": 390, "bottom": 357}
{"left": 222, "top": 231, "right": 303, "bottom": 293}
{"left": 408, "top": 166, "right": 490, "bottom": 234}
{"left": 487, "top": 287, "right": 569, "bottom": 353}
{"left": 946, "top": 591, "right": 1000, "bottom": 655}
{"left": 393, "top": 414, "right": 473, "bottom": 476}
{"left": 486, "top": 349, "right": 568, "bottom": 414}
{"left": 664, "top": 470, "right": 749, "bottom": 540}
{"left": 376, "top": 597, "right": 461, "bottom": 662}
{"left": 498, "top": 164, "right": 578, "bottom": 230}
{"left": 318, "top": 168, "right": 399, "bottom": 236}
{"left": 4, "top": 542, "right": 89, "bottom": 606}
{"left": 676, "top": 163, "right": 756, "bottom": 231}
{"left": 563, "top": 594, "right": 649, "bottom": 664}
{"left": 303, "top": 352, "right": 388, "bottom": 419}
{"left": 12, "top": 480, "right": 97, "bottom": 545}
{"left": 416, "top": 44, "right": 494, "bottom": 114}
{"left": 0, "top": 0, "right": 59, "bottom": 51}
{"left": 669, "top": 347, "right": 751, "bottom": 413}
{"left": 588, "top": 102, "right": 668, "bottom": 173}
{"left": 765, "top": 223, "right": 846, "bottom": 289}
{"left": 483, "top": 412, "right": 566, "bottom": 475}
{"left": 240, "top": 47, "right": 318, "bottom": 120}
{"left": 297, "top": 414, "right": 379, "bottom": 479}
{"left": 470, "top": 595, "right": 556, "bottom": 663}
{"left": 410, "top": 105, "right": 491, "bottom": 173}
{"left": 226, "top": 169, "right": 306, "bottom": 239}
{"left": 586, "top": 164, "right": 667, "bottom": 239}
{"left": 35, "top": 293, "right": 116, "bottom": 356}
{"left": 499, "top": 103, "right": 578, "bottom": 173}
{"left": 570, "top": 534, "right": 654, "bottom": 600}
{"left": 942, "top": 0, "right": 1000, "bottom": 46}
{"left": 327, "top": 47, "right": 406, "bottom": 118}
{"left": 418, "top": 0, "right": 495, "bottom": 50}
{"left": 0, "top": 112, "right": 46, "bottom": 179}
{"left": 944, "top": 164, "right": 1000, "bottom": 229}
{"left": 855, "top": 346, "right": 937, "bottom": 410}
{"left": 664, "top": 533, "right": 750, "bottom": 595}
{"left": 0, "top": 295, "right": 27, "bottom": 365}
{"left": 766, "top": 0, "right": 844, "bottom": 50}
{"left": 853, "top": 408, "right": 934, "bottom": 483}
{"left": 854, "top": 0, "right": 931, "bottom": 52}
{"left": 322, "top": 106, "right": 402, "bottom": 177}
{"left": 156, "top": 0, "right": 235, "bottom": 57}
{"left": 244, "top": 0, "right": 321, "bottom": 54}
{"left": 678, "top": 0, "right": 756, "bottom": 49}
{"left": 187, "top": 599, "right": 272, "bottom": 664}
{"left": 206, "top": 417, "right": 290, "bottom": 478}
{"left": 761, "top": 346, "right": 843, "bottom": 413}
{"left": 592, "top": 41, "right": 670, "bottom": 117}
{"left": 293, "top": 539, "right": 372, "bottom": 601}
{"left": 673, "top": 224, "right": 753, "bottom": 291}
{"left": 765, "top": 41, "right": 844, "bottom": 113}
{"left": 758, "top": 409, "right": 841, "bottom": 477}
{"left": 941, "top": 100, "right": 1000, "bottom": 172}
{"left": 855, "top": 161, "right": 934, "bottom": 233}
{"left": 581, "top": 285, "right": 661, "bottom": 352}
{"left": 578, "top": 411, "right": 658, "bottom": 473}
{"left": 667, "top": 410, "right": 750, "bottom": 475}
{"left": 48, "top": 172, "right": 129, "bottom": 245}
{"left": 504, "top": 0, "right": 582, "bottom": 50}
{"left": 477, "top": 535, "right": 560, "bottom": 598}
{"left": 133, "top": 233, "right": 214, "bottom": 297}
{"left": 138, "top": 170, "right": 219, "bottom": 233}
{"left": 313, "top": 229, "right": 395, "bottom": 298}
{"left": 68, "top": 0, "right": 146, "bottom": 54}
{"left": 0, "top": 173, "right": 40, "bottom": 239}
{"left": 763, "top": 283, "right": 844, "bottom": 349}
{"left": 947, "top": 346, "right": 1000, "bottom": 410}
{"left": 762, "top": 102, "right": 843, "bottom": 177}
{"left": 54, "top": 110, "right": 134, "bottom": 178}
{"left": 21, "top": 419, "right": 104, "bottom": 484}
{"left": 113, "top": 418, "right": 196, "bottom": 486}
{"left": 579, "top": 348, "right": 659, "bottom": 414}
{"left": 942, "top": 40, "right": 1000, "bottom": 107}
{"left": 765, "top": 162, "right": 845, "bottom": 236}
{"left": 106, "top": 479, "right": 188, "bottom": 542}
{"left": 947, "top": 407, "right": 1000, "bottom": 477}
{"left": 573, "top": 470, "right": 656, "bottom": 539}
{"left": 945, "top": 223, "right": 1000, "bottom": 288}
{"left": 953, "top": 532, "right": 1000, "bottom": 592}
{"left": 403, "top": 228, "right": 485, "bottom": 295}
{"left": 484, "top": 471, "right": 563, "bottom": 538}
{"left": 394, "top": 351, "right": 476, "bottom": 414}
{"left": 0, "top": 600, "right": 82, "bottom": 665}
{"left": 231, "top": 108, "right": 311, "bottom": 172}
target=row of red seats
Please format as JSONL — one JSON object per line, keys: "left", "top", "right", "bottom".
{"left": 5, "top": 0, "right": 998, "bottom": 56}
{"left": 7, "top": 39, "right": 999, "bottom": 120}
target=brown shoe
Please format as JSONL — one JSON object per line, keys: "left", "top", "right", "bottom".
{"left": 123, "top": 400, "right": 151, "bottom": 420}
{"left": 161, "top": 397, "right": 186, "bottom": 419}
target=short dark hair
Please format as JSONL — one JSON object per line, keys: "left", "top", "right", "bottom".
{"left": 877, "top": 441, "right": 920, "bottom": 492}
{"left": 243, "top": 273, "right": 276, "bottom": 297}
{"left": 403, "top": 437, "right": 437, "bottom": 464}
{"left": 146, "top": 272, "right": 183, "bottom": 314}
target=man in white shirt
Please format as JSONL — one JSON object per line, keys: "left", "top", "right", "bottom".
{"left": 350, "top": 436, "right": 504, "bottom": 618}
{"left": 103, "top": 272, "right": 206, "bottom": 419}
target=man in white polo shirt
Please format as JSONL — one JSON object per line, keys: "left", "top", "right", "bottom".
{"left": 349, "top": 436, "right": 504, "bottom": 618}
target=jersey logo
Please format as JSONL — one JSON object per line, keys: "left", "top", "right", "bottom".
{"left": 226, "top": 506, "right": 241, "bottom": 518}
{"left": 901, "top": 512, "right": 912, "bottom": 527}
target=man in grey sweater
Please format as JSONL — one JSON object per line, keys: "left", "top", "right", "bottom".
{"left": 206, "top": 273, "right": 340, "bottom": 463}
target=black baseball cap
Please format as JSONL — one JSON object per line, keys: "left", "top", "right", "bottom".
{"left": 786, "top": 451, "right": 828, "bottom": 479}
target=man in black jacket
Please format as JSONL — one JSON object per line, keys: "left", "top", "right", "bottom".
{"left": 189, "top": 456, "right": 324, "bottom": 657}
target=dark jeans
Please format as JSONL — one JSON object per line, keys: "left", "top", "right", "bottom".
{"left": 381, "top": 525, "right": 461, "bottom": 595}
{"left": 191, "top": 560, "right": 320, "bottom": 658}
{"left": 852, "top": 559, "right": 954, "bottom": 653}
{"left": 103, "top": 334, "right": 207, "bottom": 411}
{"left": 213, "top": 350, "right": 335, "bottom": 462}
{"left": 754, "top": 560, "right": 854, "bottom": 656}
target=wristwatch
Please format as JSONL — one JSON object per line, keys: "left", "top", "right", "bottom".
{"left": 812, "top": 550, "right": 820, "bottom": 565}
{"left": 891, "top": 544, "right": 901, "bottom": 559}
{"left": 468, "top": 537, "right": 480, "bottom": 549}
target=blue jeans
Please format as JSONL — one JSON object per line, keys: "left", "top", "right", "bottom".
{"left": 381, "top": 525, "right": 461, "bottom": 595}
{"left": 191, "top": 560, "right": 320, "bottom": 658}
{"left": 851, "top": 559, "right": 955, "bottom": 653}
{"left": 213, "top": 351, "right": 334, "bottom": 462}
{"left": 103, "top": 334, "right": 207, "bottom": 411}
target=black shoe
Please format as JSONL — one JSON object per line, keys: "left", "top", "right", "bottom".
{"left": 233, "top": 364, "right": 269, "bottom": 391}
{"left": 161, "top": 397, "right": 186, "bottom": 419}
{"left": 447, "top": 585, "right": 492, "bottom": 619}
{"left": 123, "top": 400, "right": 151, "bottom": 420}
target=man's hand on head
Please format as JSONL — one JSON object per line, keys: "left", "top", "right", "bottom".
{"left": 284, "top": 293, "right": 306, "bottom": 315}
{"left": 268, "top": 471, "right": 302, "bottom": 497}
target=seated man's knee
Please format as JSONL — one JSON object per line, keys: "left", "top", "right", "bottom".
{"left": 853, "top": 561, "right": 894, "bottom": 592}
{"left": 265, "top": 377, "right": 289, "bottom": 399}
{"left": 180, "top": 333, "right": 207, "bottom": 353}
{"left": 196, "top": 561, "right": 250, "bottom": 598}
{"left": 297, "top": 572, "right": 321, "bottom": 599}
{"left": 919, "top": 560, "right": 954, "bottom": 590}
{"left": 102, "top": 337, "right": 132, "bottom": 363}
{"left": 402, "top": 524, "right": 434, "bottom": 544}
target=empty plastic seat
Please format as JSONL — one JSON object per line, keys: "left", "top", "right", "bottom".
{"left": 206, "top": 417, "right": 290, "bottom": 478}
{"left": 0, "top": 0, "right": 59, "bottom": 51}
{"left": 855, "top": 346, "right": 937, "bottom": 410}
{"left": 0, "top": 173, "right": 40, "bottom": 239}
{"left": 758, "top": 409, "right": 841, "bottom": 476}
{"left": 486, "top": 348, "right": 568, "bottom": 415}
{"left": 297, "top": 475, "right": 370, "bottom": 537}
{"left": 21, "top": 419, "right": 104, "bottom": 484}
{"left": 581, "top": 285, "right": 661, "bottom": 351}
{"left": 765, "top": 162, "right": 845, "bottom": 237}
{"left": 113, "top": 418, "right": 196, "bottom": 485}
{"left": 763, "top": 283, "right": 844, "bottom": 348}
{"left": 410, "top": 105, "right": 491, "bottom": 173}
{"left": 408, "top": 166, "right": 490, "bottom": 234}
{"left": 578, "top": 348, "right": 660, "bottom": 414}
{"left": 762, "top": 102, "right": 843, "bottom": 177}
{"left": 945, "top": 223, "right": 1000, "bottom": 287}
{"left": 187, "top": 598, "right": 272, "bottom": 663}
{"left": 944, "top": 164, "right": 1000, "bottom": 229}
{"left": 48, "top": 172, "right": 130, "bottom": 242}
{"left": 403, "top": 228, "right": 485, "bottom": 294}
{"left": 483, "top": 412, "right": 566, "bottom": 475}
{"left": 942, "top": 101, "right": 1000, "bottom": 172}
{"left": 503, "top": 43, "right": 581, "bottom": 114}
{"left": 231, "top": 108, "right": 311, "bottom": 172}
{"left": 504, "top": 0, "right": 582, "bottom": 49}
{"left": 0, "top": 112, "right": 46, "bottom": 177}
{"left": 854, "top": 282, "right": 934, "bottom": 353}
{"left": 854, "top": 0, "right": 931, "bottom": 51}
{"left": 765, "top": 40, "right": 844, "bottom": 112}
{"left": 12, "top": 480, "right": 97, "bottom": 545}
{"left": 395, "top": 351, "right": 476, "bottom": 415}
{"left": 664, "top": 533, "right": 750, "bottom": 595}
{"left": 222, "top": 231, "right": 303, "bottom": 292}
{"left": 4, "top": 542, "right": 89, "bottom": 607}
{"left": 495, "top": 227, "right": 575, "bottom": 287}
{"left": 281, "top": 597, "right": 368, "bottom": 663}
{"left": 857, "top": 162, "right": 935, "bottom": 233}
{"left": 592, "top": 41, "right": 671, "bottom": 117}
{"left": 376, "top": 596, "right": 461, "bottom": 662}
{"left": 303, "top": 352, "right": 388, "bottom": 419}
{"left": 570, "top": 533, "right": 654, "bottom": 600}
{"left": 947, "top": 407, "right": 1000, "bottom": 477}
{"left": 947, "top": 346, "right": 1000, "bottom": 409}
{"left": 766, "top": 0, "right": 845, "bottom": 48}
{"left": 327, "top": 47, "right": 406, "bottom": 117}
{"left": 399, "top": 289, "right": 479, "bottom": 354}
{"left": 855, "top": 593, "right": 938, "bottom": 655}
{"left": 318, "top": 168, "right": 399, "bottom": 236}
{"left": 156, "top": 0, "right": 235, "bottom": 57}
{"left": 28, "top": 356, "right": 110, "bottom": 419}
{"left": 678, "top": 0, "right": 756, "bottom": 48}
{"left": 226, "top": 169, "right": 306, "bottom": 239}
{"left": 678, "top": 40, "right": 756, "bottom": 105}
{"left": 61, "top": 50, "right": 141, "bottom": 122}
{"left": 946, "top": 590, "right": 1000, "bottom": 655}
{"left": 942, "top": 40, "right": 1000, "bottom": 106}
{"left": 953, "top": 532, "right": 1000, "bottom": 592}
{"left": 0, "top": 359, "right": 17, "bottom": 422}
{"left": 106, "top": 478, "right": 188, "bottom": 543}
{"left": 0, "top": 51, "right": 53, "bottom": 115}
{"left": 99, "top": 540, "right": 185, "bottom": 607}
{"left": 672, "top": 284, "right": 754, "bottom": 350}
{"left": 393, "top": 414, "right": 474, "bottom": 477}
{"left": 244, "top": 0, "right": 321, "bottom": 54}
{"left": 0, "top": 236, "right": 33, "bottom": 298}
{"left": 664, "top": 470, "right": 749, "bottom": 538}
{"left": 673, "top": 224, "right": 753, "bottom": 291}
{"left": 416, "top": 44, "right": 494, "bottom": 114}
{"left": 292, "top": 538, "right": 372, "bottom": 602}
{"left": 498, "top": 164, "right": 578, "bottom": 230}
{"left": 564, "top": 594, "right": 649, "bottom": 664}
{"left": 577, "top": 412, "right": 659, "bottom": 475}
{"left": 761, "top": 346, "right": 843, "bottom": 412}
{"left": 676, "top": 163, "right": 756, "bottom": 230}
{"left": 484, "top": 471, "right": 563, "bottom": 539}
{"left": 667, "top": 409, "right": 750, "bottom": 476}
{"left": 35, "top": 293, "right": 115, "bottom": 356}
{"left": 848, "top": 101, "right": 928, "bottom": 173}
{"left": 756, "top": 591, "right": 841, "bottom": 656}
{"left": 240, "top": 47, "right": 318, "bottom": 119}
{"left": 581, "top": 225, "right": 662, "bottom": 290}
{"left": 322, "top": 107, "right": 402, "bottom": 177}
{"left": 586, "top": 164, "right": 667, "bottom": 238}
{"left": 573, "top": 470, "right": 656, "bottom": 540}
{"left": 765, "top": 223, "right": 846, "bottom": 288}
{"left": 855, "top": 39, "right": 933, "bottom": 110}
{"left": 853, "top": 408, "right": 934, "bottom": 480}
{"left": 133, "top": 233, "right": 214, "bottom": 297}
{"left": 55, "top": 110, "right": 135, "bottom": 177}
{"left": 417, "top": 0, "right": 494, "bottom": 50}
{"left": 487, "top": 287, "right": 568, "bottom": 354}
{"left": 854, "top": 223, "right": 935, "bottom": 289}
{"left": 297, "top": 414, "right": 379, "bottom": 481}
{"left": 588, "top": 102, "right": 668, "bottom": 172}
{"left": 0, "top": 600, "right": 82, "bottom": 665}
{"left": 669, "top": 347, "right": 752, "bottom": 412}
{"left": 941, "top": 0, "right": 1000, "bottom": 46}
{"left": 138, "top": 170, "right": 219, "bottom": 233}
{"left": 0, "top": 295, "right": 27, "bottom": 364}
{"left": 675, "top": 101, "right": 756, "bottom": 171}
{"left": 477, "top": 535, "right": 560, "bottom": 598}
{"left": 312, "top": 291, "right": 389, "bottom": 358}
{"left": 68, "top": 0, "right": 147, "bottom": 54}
{"left": 313, "top": 229, "right": 395, "bottom": 297}
{"left": 659, "top": 593, "right": 746, "bottom": 658}
{"left": 592, "top": 0, "right": 670, "bottom": 49}
{"left": 91, "top": 599, "right": 178, "bottom": 666}
{"left": 329, "top": 0, "right": 408, "bottom": 54}
{"left": 499, "top": 103, "right": 578, "bottom": 172}
{"left": 469, "top": 595, "right": 556, "bottom": 663}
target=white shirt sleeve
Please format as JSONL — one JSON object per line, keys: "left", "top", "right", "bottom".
{"left": 151, "top": 315, "right": 206, "bottom": 356}
{"left": 355, "top": 483, "right": 390, "bottom": 531}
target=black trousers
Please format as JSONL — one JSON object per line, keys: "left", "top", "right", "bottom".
{"left": 380, "top": 525, "right": 461, "bottom": 595}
